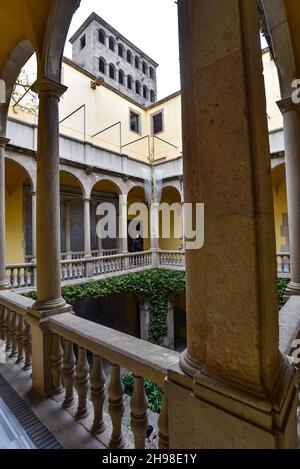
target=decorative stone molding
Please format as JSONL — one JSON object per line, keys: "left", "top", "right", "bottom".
{"left": 31, "top": 77, "right": 67, "bottom": 99}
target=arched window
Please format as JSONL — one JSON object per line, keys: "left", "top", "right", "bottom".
{"left": 99, "top": 29, "right": 105, "bottom": 45}
{"left": 127, "top": 50, "right": 132, "bottom": 64}
{"left": 142, "top": 61, "right": 148, "bottom": 75}
{"left": 143, "top": 85, "right": 148, "bottom": 99}
{"left": 149, "top": 67, "right": 155, "bottom": 79}
{"left": 135, "top": 80, "right": 141, "bottom": 95}
{"left": 127, "top": 75, "right": 132, "bottom": 90}
{"left": 118, "top": 43, "right": 124, "bottom": 58}
{"left": 109, "top": 36, "right": 115, "bottom": 51}
{"left": 119, "top": 69, "right": 124, "bottom": 85}
{"left": 150, "top": 90, "right": 155, "bottom": 103}
{"left": 109, "top": 64, "right": 115, "bottom": 80}
{"left": 135, "top": 56, "right": 140, "bottom": 69}
{"left": 99, "top": 57, "right": 106, "bottom": 74}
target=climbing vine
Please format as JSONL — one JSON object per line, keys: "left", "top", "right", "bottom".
{"left": 25, "top": 269, "right": 186, "bottom": 345}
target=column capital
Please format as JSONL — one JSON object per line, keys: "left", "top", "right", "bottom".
{"left": 277, "top": 97, "right": 300, "bottom": 115}
{"left": 83, "top": 197, "right": 91, "bottom": 203}
{"left": 0, "top": 137, "right": 10, "bottom": 148}
{"left": 32, "top": 77, "right": 67, "bottom": 98}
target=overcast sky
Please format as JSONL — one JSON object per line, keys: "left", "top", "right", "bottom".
{"left": 65, "top": 0, "right": 181, "bottom": 100}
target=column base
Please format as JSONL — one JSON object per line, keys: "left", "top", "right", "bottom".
{"left": 31, "top": 297, "right": 67, "bottom": 314}
{"left": 284, "top": 281, "right": 300, "bottom": 299}
{"left": 0, "top": 280, "right": 10, "bottom": 291}
{"left": 166, "top": 353, "right": 298, "bottom": 449}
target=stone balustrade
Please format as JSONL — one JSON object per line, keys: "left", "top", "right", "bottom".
{"left": 277, "top": 253, "right": 291, "bottom": 278}
{"left": 0, "top": 290, "right": 179, "bottom": 449}
{"left": 6, "top": 250, "right": 290, "bottom": 291}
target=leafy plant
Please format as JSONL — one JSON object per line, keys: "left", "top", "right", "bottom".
{"left": 277, "top": 279, "right": 289, "bottom": 308}
{"left": 24, "top": 269, "right": 186, "bottom": 345}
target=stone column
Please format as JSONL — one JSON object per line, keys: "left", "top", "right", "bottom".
{"left": 277, "top": 99, "right": 300, "bottom": 297}
{"left": 65, "top": 200, "right": 72, "bottom": 258}
{"left": 84, "top": 198, "right": 91, "bottom": 258}
{"left": 167, "top": 0, "right": 298, "bottom": 449}
{"left": 150, "top": 202, "right": 159, "bottom": 250}
{"left": 0, "top": 137, "right": 9, "bottom": 290}
{"left": 27, "top": 78, "right": 69, "bottom": 399}
{"left": 31, "top": 192, "right": 37, "bottom": 262}
{"left": 119, "top": 194, "right": 128, "bottom": 253}
{"left": 139, "top": 298, "right": 150, "bottom": 341}
{"left": 30, "top": 78, "right": 67, "bottom": 311}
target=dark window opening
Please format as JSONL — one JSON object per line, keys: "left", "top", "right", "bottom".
{"left": 109, "top": 37, "right": 115, "bottom": 51}
{"left": 142, "top": 62, "right": 147, "bottom": 75}
{"left": 99, "top": 30, "right": 105, "bottom": 44}
{"left": 127, "top": 76, "right": 132, "bottom": 90}
{"left": 152, "top": 112, "right": 163, "bottom": 134}
{"left": 135, "top": 56, "right": 140, "bottom": 69}
{"left": 130, "top": 111, "right": 140, "bottom": 134}
{"left": 80, "top": 35, "right": 86, "bottom": 49}
{"left": 109, "top": 64, "right": 115, "bottom": 80}
{"left": 127, "top": 50, "right": 132, "bottom": 64}
{"left": 135, "top": 81, "right": 141, "bottom": 95}
{"left": 118, "top": 44, "right": 124, "bottom": 58}
{"left": 143, "top": 85, "right": 148, "bottom": 99}
{"left": 119, "top": 69, "right": 124, "bottom": 85}
{"left": 99, "top": 58, "right": 105, "bottom": 74}
{"left": 149, "top": 67, "right": 154, "bottom": 79}
{"left": 150, "top": 90, "right": 155, "bottom": 103}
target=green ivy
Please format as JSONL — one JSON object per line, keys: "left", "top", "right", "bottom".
{"left": 277, "top": 279, "right": 289, "bottom": 308}
{"left": 25, "top": 269, "right": 185, "bottom": 345}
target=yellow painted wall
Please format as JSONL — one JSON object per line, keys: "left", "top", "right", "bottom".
{"left": 262, "top": 50, "right": 283, "bottom": 132}
{"left": 159, "top": 188, "right": 182, "bottom": 251}
{"left": 273, "top": 180, "right": 288, "bottom": 253}
{"left": 5, "top": 186, "right": 24, "bottom": 264}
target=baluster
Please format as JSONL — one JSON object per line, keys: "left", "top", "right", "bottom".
{"left": 16, "top": 315, "right": 24, "bottom": 364}
{"left": 75, "top": 347, "right": 90, "bottom": 419}
{"left": 10, "top": 311, "right": 18, "bottom": 358}
{"left": 0, "top": 305, "right": 4, "bottom": 340}
{"left": 130, "top": 375, "right": 148, "bottom": 449}
{"left": 158, "top": 388, "right": 169, "bottom": 449}
{"left": 287, "top": 255, "right": 291, "bottom": 274}
{"left": 5, "top": 309, "right": 12, "bottom": 354}
{"left": 23, "top": 322, "right": 32, "bottom": 370}
{"left": 10, "top": 269, "right": 14, "bottom": 288}
{"left": 62, "top": 341, "right": 76, "bottom": 409}
{"left": 51, "top": 335, "right": 64, "bottom": 396}
{"left": 108, "top": 364, "right": 125, "bottom": 448}
{"left": 91, "top": 355, "right": 106, "bottom": 435}
{"left": 17, "top": 268, "right": 21, "bottom": 288}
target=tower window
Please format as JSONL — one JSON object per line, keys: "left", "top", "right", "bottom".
{"left": 99, "top": 29, "right": 105, "bottom": 45}
{"left": 127, "top": 75, "right": 132, "bottom": 90}
{"left": 152, "top": 111, "right": 164, "bottom": 134}
{"left": 127, "top": 50, "right": 132, "bottom": 64}
{"left": 130, "top": 110, "right": 140, "bottom": 134}
{"left": 99, "top": 57, "right": 106, "bottom": 74}
{"left": 80, "top": 35, "right": 86, "bottom": 49}
{"left": 142, "top": 61, "right": 148, "bottom": 75}
{"left": 135, "top": 80, "right": 141, "bottom": 95}
{"left": 109, "top": 64, "right": 115, "bottom": 80}
{"left": 150, "top": 90, "right": 155, "bottom": 103}
{"left": 109, "top": 36, "right": 115, "bottom": 51}
{"left": 118, "top": 44, "right": 124, "bottom": 58}
{"left": 135, "top": 56, "right": 140, "bottom": 69}
{"left": 143, "top": 85, "right": 148, "bottom": 99}
{"left": 119, "top": 69, "right": 124, "bottom": 85}
{"left": 149, "top": 67, "right": 155, "bottom": 79}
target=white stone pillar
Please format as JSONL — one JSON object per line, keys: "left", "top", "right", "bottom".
{"left": 277, "top": 99, "right": 300, "bottom": 297}
{"left": 167, "top": 0, "right": 298, "bottom": 449}
{"left": 30, "top": 77, "right": 67, "bottom": 311}
{"left": 84, "top": 198, "right": 91, "bottom": 258}
{"left": 65, "top": 200, "right": 72, "bottom": 258}
{"left": 150, "top": 202, "right": 159, "bottom": 250}
{"left": 139, "top": 298, "right": 150, "bottom": 341}
{"left": 119, "top": 193, "right": 128, "bottom": 253}
{"left": 0, "top": 137, "right": 9, "bottom": 290}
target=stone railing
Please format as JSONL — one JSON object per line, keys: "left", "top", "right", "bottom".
{"left": 159, "top": 251, "right": 185, "bottom": 269}
{"left": 277, "top": 253, "right": 291, "bottom": 278}
{"left": 5, "top": 264, "right": 35, "bottom": 289}
{"left": 61, "top": 249, "right": 121, "bottom": 260}
{"left": 0, "top": 291, "right": 179, "bottom": 449}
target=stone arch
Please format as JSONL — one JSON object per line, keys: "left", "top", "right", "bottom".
{"left": 60, "top": 170, "right": 85, "bottom": 196}
{"left": 38, "top": 0, "right": 81, "bottom": 83}
{"left": 261, "top": 0, "right": 296, "bottom": 98}
{"left": 0, "top": 40, "right": 35, "bottom": 136}
{"left": 5, "top": 152, "right": 36, "bottom": 192}
{"left": 159, "top": 185, "right": 183, "bottom": 251}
